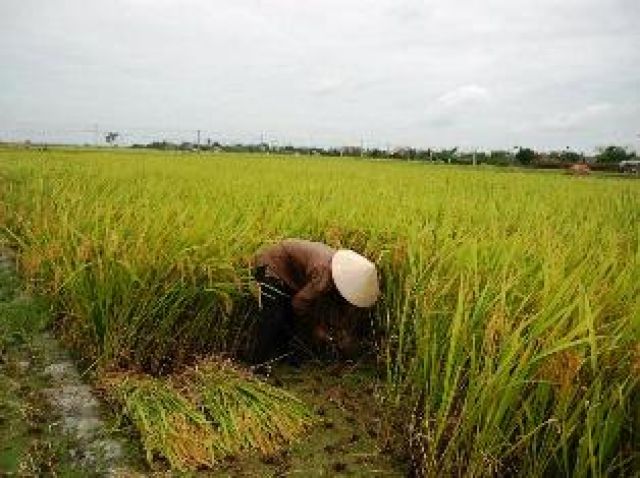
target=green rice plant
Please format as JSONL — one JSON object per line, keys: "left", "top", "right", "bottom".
{"left": 1, "top": 147, "right": 639, "bottom": 475}
{"left": 102, "top": 358, "right": 313, "bottom": 471}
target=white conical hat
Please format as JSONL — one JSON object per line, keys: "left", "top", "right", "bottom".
{"left": 331, "top": 249, "right": 380, "bottom": 308}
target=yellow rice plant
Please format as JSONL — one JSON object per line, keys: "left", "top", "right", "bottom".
{"left": 101, "top": 358, "right": 313, "bottom": 471}
{"left": 1, "top": 147, "right": 639, "bottom": 475}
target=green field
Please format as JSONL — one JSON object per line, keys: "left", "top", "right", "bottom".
{"left": 1, "top": 147, "right": 639, "bottom": 476}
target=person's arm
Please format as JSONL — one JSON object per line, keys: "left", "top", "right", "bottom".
{"left": 291, "top": 266, "right": 332, "bottom": 316}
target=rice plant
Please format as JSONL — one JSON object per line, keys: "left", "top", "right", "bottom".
{"left": 1, "top": 147, "right": 638, "bottom": 475}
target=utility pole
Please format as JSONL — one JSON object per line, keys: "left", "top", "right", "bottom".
{"left": 197, "top": 130, "right": 201, "bottom": 150}
{"left": 94, "top": 123, "right": 99, "bottom": 146}
{"left": 260, "top": 131, "right": 268, "bottom": 154}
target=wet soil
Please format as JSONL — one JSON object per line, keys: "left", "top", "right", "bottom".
{"left": 0, "top": 256, "right": 135, "bottom": 476}
{"left": 209, "top": 362, "right": 407, "bottom": 477}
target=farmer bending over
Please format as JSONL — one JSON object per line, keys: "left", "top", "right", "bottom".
{"left": 252, "top": 238, "right": 380, "bottom": 365}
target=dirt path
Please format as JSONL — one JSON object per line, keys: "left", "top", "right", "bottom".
{"left": 0, "top": 255, "right": 132, "bottom": 476}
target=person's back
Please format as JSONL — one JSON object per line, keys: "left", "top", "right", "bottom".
{"left": 256, "top": 239, "right": 336, "bottom": 315}
{"left": 252, "top": 238, "right": 380, "bottom": 365}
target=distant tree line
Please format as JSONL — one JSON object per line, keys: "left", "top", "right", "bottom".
{"left": 130, "top": 141, "right": 637, "bottom": 169}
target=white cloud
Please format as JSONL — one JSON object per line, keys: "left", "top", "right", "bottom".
{"left": 542, "top": 103, "right": 614, "bottom": 130}
{"left": 436, "top": 85, "right": 491, "bottom": 108}
{"left": 309, "top": 76, "right": 345, "bottom": 95}
{"left": 0, "top": 0, "right": 639, "bottom": 151}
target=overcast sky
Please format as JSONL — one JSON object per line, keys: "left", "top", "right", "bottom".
{"left": 1, "top": 0, "right": 639, "bottom": 151}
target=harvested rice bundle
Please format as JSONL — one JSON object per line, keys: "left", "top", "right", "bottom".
{"left": 178, "top": 358, "right": 313, "bottom": 456}
{"left": 102, "top": 358, "right": 313, "bottom": 471}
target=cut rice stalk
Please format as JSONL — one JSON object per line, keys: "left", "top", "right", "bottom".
{"left": 101, "top": 358, "right": 313, "bottom": 471}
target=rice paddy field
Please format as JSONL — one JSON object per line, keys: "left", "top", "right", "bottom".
{"left": 1, "top": 146, "right": 639, "bottom": 476}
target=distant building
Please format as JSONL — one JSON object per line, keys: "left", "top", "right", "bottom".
{"left": 619, "top": 160, "right": 640, "bottom": 174}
